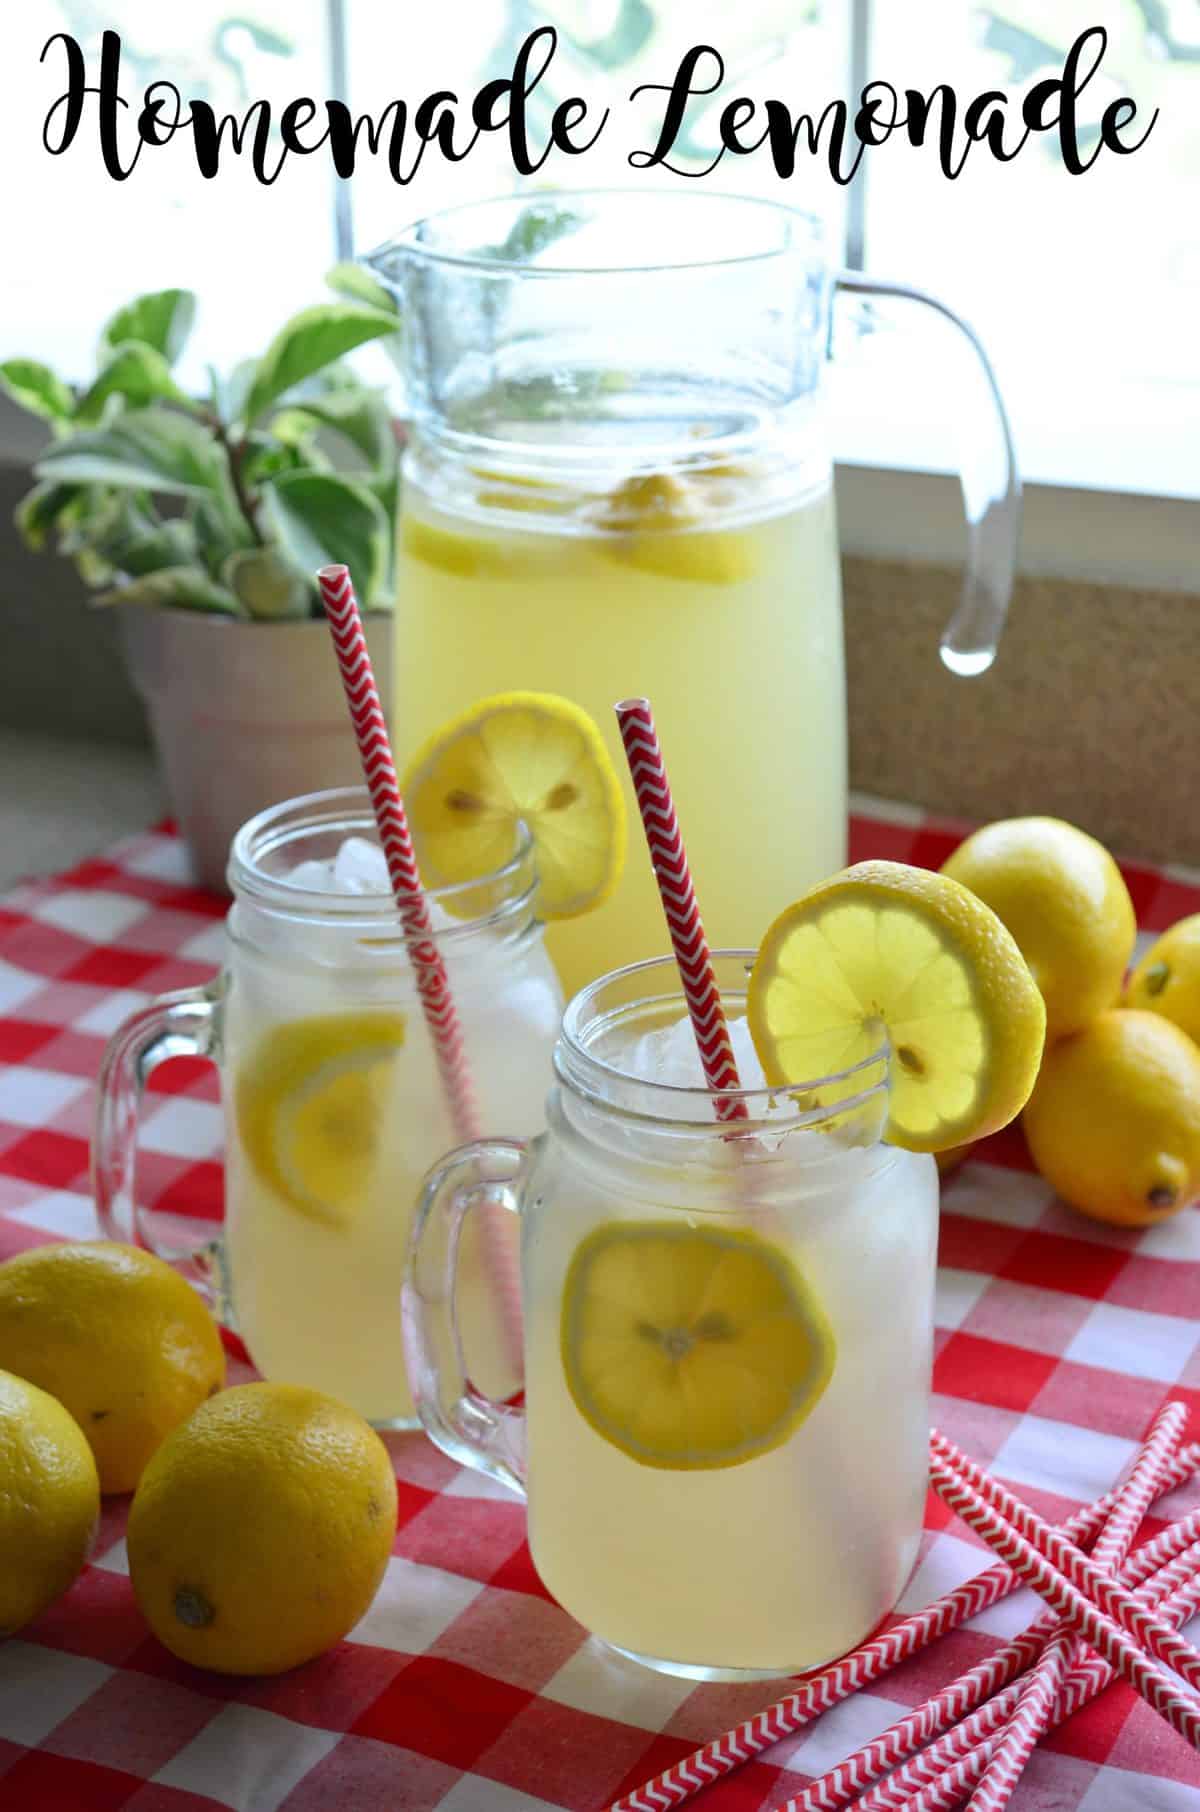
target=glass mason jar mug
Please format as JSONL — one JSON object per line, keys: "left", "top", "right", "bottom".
{"left": 93, "top": 788, "right": 563, "bottom": 1429}
{"left": 368, "top": 189, "right": 1020, "bottom": 999}
{"left": 405, "top": 955, "right": 939, "bottom": 1680}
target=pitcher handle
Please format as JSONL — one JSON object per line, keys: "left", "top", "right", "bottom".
{"left": 92, "top": 983, "right": 225, "bottom": 1308}
{"left": 403, "top": 1138, "right": 528, "bottom": 1499}
{"left": 834, "top": 273, "right": 1022, "bottom": 678}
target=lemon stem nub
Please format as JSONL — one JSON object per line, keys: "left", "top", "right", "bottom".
{"left": 447, "top": 789, "right": 486, "bottom": 815}
{"left": 174, "top": 1587, "right": 215, "bottom": 1629}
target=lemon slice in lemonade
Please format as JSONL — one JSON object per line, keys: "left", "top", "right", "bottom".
{"left": 235, "top": 1012, "right": 406, "bottom": 1226}
{"left": 596, "top": 471, "right": 757, "bottom": 585}
{"left": 561, "top": 1222, "right": 836, "bottom": 1471}
{"left": 747, "top": 861, "right": 1046, "bottom": 1153}
{"left": 402, "top": 692, "right": 625, "bottom": 920}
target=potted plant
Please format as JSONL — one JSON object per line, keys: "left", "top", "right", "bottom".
{"left": 2, "top": 269, "right": 403, "bottom": 890}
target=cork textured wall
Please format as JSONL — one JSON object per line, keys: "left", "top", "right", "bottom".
{"left": 843, "top": 556, "right": 1199, "bottom": 869}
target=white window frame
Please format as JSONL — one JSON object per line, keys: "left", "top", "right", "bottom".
{"left": 836, "top": 464, "right": 1198, "bottom": 594}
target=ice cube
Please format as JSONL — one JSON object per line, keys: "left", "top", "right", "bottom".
{"left": 628, "top": 1015, "right": 706, "bottom": 1088}
{"left": 288, "top": 858, "right": 337, "bottom": 892}
{"left": 728, "top": 1016, "right": 767, "bottom": 1091}
{"left": 333, "top": 835, "right": 391, "bottom": 894}
{"left": 622, "top": 1013, "right": 765, "bottom": 1093}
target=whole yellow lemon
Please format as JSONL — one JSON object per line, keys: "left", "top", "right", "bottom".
{"left": 127, "top": 1383, "right": 397, "bottom": 1675}
{"left": 1023, "top": 1009, "right": 1200, "bottom": 1226}
{"left": 1126, "top": 915, "right": 1200, "bottom": 1045}
{"left": 0, "top": 1367, "right": 100, "bottom": 1635}
{"left": 0, "top": 1242, "right": 225, "bottom": 1493}
{"left": 941, "top": 817, "right": 1135, "bottom": 1041}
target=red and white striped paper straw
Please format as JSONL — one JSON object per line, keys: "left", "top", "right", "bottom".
{"left": 615, "top": 699, "right": 748, "bottom": 1125}
{"left": 786, "top": 1438, "right": 1200, "bottom": 1812}
{"left": 875, "top": 1551, "right": 1200, "bottom": 1812}
{"left": 965, "top": 1401, "right": 1185, "bottom": 1812}
{"left": 932, "top": 1429, "right": 1200, "bottom": 1700}
{"left": 930, "top": 1436, "right": 1200, "bottom": 1752}
{"left": 607, "top": 1440, "right": 1200, "bottom": 1812}
{"left": 852, "top": 1512, "right": 1200, "bottom": 1812}
{"left": 317, "top": 565, "right": 521, "bottom": 1367}
{"left": 319, "top": 565, "right": 480, "bottom": 1139}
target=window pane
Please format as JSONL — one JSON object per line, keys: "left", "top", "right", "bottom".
{"left": 853, "top": 0, "right": 1199, "bottom": 495}
{"left": 9, "top": 3, "right": 334, "bottom": 386}
{"left": 344, "top": 2, "right": 853, "bottom": 254}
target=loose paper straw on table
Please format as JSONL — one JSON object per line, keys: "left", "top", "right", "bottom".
{"left": 849, "top": 1514, "right": 1200, "bottom": 1812}
{"left": 316, "top": 565, "right": 521, "bottom": 1368}
{"left": 607, "top": 1440, "right": 1200, "bottom": 1812}
{"left": 932, "top": 1429, "right": 1200, "bottom": 1702}
{"left": 879, "top": 1549, "right": 1200, "bottom": 1812}
{"left": 614, "top": 699, "right": 749, "bottom": 1125}
{"left": 786, "top": 1421, "right": 1200, "bottom": 1812}
{"left": 930, "top": 1435, "right": 1200, "bottom": 1752}
{"left": 965, "top": 1401, "right": 1185, "bottom": 1812}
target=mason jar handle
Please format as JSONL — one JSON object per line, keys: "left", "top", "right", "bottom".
{"left": 403, "top": 1138, "right": 529, "bottom": 1499}
{"left": 92, "top": 983, "right": 225, "bottom": 1305}
{"left": 834, "top": 273, "right": 1022, "bottom": 678}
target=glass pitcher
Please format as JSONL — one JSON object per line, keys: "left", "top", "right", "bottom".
{"left": 405, "top": 954, "right": 939, "bottom": 1679}
{"left": 367, "top": 190, "right": 1019, "bottom": 999}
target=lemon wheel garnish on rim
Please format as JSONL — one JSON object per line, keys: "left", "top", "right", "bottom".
{"left": 235, "top": 1012, "right": 406, "bottom": 1227}
{"left": 746, "top": 860, "right": 1046, "bottom": 1154}
{"left": 401, "top": 692, "right": 626, "bottom": 920}
{"left": 560, "top": 1222, "right": 836, "bottom": 1471}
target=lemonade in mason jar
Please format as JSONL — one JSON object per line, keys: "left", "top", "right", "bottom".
{"left": 96, "top": 689, "right": 627, "bottom": 1429}
{"left": 94, "top": 789, "right": 565, "bottom": 1427}
{"left": 405, "top": 861, "right": 1045, "bottom": 1676}
{"left": 524, "top": 972, "right": 935, "bottom": 1675}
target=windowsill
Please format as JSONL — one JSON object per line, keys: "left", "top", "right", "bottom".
{"left": 0, "top": 731, "right": 163, "bottom": 892}
{"left": 835, "top": 465, "right": 1199, "bottom": 594}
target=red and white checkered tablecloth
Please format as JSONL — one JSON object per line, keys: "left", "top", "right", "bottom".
{"left": 2, "top": 806, "right": 1200, "bottom": 1812}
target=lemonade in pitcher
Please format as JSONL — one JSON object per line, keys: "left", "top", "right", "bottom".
{"left": 397, "top": 451, "right": 845, "bottom": 996}
{"left": 369, "top": 190, "right": 1021, "bottom": 1000}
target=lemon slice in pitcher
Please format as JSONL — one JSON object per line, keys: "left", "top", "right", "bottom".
{"left": 747, "top": 861, "right": 1046, "bottom": 1154}
{"left": 561, "top": 1222, "right": 835, "bottom": 1471}
{"left": 595, "top": 471, "right": 758, "bottom": 585}
{"left": 402, "top": 692, "right": 625, "bottom": 919}
{"left": 235, "top": 1012, "right": 406, "bottom": 1227}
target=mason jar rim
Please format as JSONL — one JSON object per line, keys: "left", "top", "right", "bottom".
{"left": 555, "top": 951, "right": 891, "bottom": 1134}
{"left": 365, "top": 187, "right": 826, "bottom": 281}
{"left": 227, "top": 786, "right": 538, "bottom": 937}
